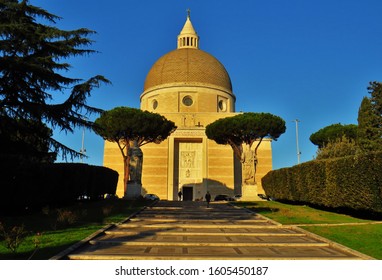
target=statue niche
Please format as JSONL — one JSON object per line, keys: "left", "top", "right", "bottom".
{"left": 128, "top": 140, "right": 143, "bottom": 184}
{"left": 241, "top": 145, "right": 258, "bottom": 185}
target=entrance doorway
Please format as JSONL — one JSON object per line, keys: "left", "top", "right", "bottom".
{"left": 183, "top": 186, "right": 193, "bottom": 201}
{"left": 173, "top": 140, "right": 203, "bottom": 200}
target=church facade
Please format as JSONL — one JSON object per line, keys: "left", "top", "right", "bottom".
{"left": 103, "top": 14, "right": 272, "bottom": 200}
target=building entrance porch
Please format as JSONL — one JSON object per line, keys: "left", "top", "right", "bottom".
{"left": 173, "top": 139, "right": 205, "bottom": 201}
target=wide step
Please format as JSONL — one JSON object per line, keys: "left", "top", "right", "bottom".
{"left": 61, "top": 201, "right": 370, "bottom": 260}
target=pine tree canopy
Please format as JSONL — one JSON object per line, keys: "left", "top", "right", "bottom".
{"left": 93, "top": 107, "right": 177, "bottom": 149}
{"left": 309, "top": 123, "right": 358, "bottom": 149}
{"left": 205, "top": 112, "right": 286, "bottom": 159}
{"left": 0, "top": 0, "right": 110, "bottom": 159}
{"left": 93, "top": 106, "right": 177, "bottom": 192}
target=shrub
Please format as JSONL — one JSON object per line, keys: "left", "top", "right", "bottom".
{"left": 316, "top": 136, "right": 357, "bottom": 160}
{"left": 55, "top": 209, "right": 79, "bottom": 229}
{"left": 0, "top": 222, "right": 27, "bottom": 253}
{"left": 0, "top": 160, "right": 119, "bottom": 211}
{"left": 262, "top": 151, "right": 382, "bottom": 214}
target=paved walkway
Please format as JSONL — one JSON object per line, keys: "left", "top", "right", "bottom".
{"left": 64, "top": 201, "right": 373, "bottom": 260}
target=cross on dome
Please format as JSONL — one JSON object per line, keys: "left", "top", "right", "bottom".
{"left": 177, "top": 10, "right": 199, "bottom": 49}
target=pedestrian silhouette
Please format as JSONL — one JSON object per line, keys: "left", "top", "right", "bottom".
{"left": 178, "top": 191, "right": 182, "bottom": 201}
{"left": 205, "top": 191, "right": 211, "bottom": 208}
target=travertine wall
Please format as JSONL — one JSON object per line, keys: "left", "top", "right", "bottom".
{"left": 103, "top": 134, "right": 272, "bottom": 200}
{"left": 141, "top": 86, "right": 235, "bottom": 114}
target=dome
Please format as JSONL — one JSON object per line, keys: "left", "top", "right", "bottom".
{"left": 143, "top": 48, "right": 233, "bottom": 93}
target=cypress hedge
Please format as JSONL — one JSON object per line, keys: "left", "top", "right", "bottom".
{"left": 0, "top": 159, "right": 118, "bottom": 211}
{"left": 262, "top": 151, "right": 382, "bottom": 213}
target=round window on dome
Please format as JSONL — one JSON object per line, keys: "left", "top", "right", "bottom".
{"left": 218, "top": 100, "right": 227, "bottom": 112}
{"left": 182, "top": 96, "right": 193, "bottom": 106}
{"left": 152, "top": 99, "right": 158, "bottom": 110}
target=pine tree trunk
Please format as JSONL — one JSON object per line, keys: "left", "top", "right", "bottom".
{"left": 123, "top": 143, "right": 131, "bottom": 195}
{"left": 123, "top": 156, "right": 129, "bottom": 194}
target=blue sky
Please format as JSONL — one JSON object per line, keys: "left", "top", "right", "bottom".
{"left": 30, "top": 0, "right": 382, "bottom": 169}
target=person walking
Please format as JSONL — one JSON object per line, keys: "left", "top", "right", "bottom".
{"left": 178, "top": 190, "right": 182, "bottom": 201}
{"left": 205, "top": 191, "right": 211, "bottom": 208}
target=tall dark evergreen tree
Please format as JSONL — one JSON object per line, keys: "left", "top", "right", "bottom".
{"left": 368, "top": 81, "right": 382, "bottom": 117}
{"left": 0, "top": 0, "right": 109, "bottom": 159}
{"left": 357, "top": 96, "right": 382, "bottom": 152}
{"left": 0, "top": 115, "right": 56, "bottom": 162}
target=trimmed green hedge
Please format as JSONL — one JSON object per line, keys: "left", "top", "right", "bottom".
{"left": 0, "top": 160, "right": 118, "bottom": 210}
{"left": 262, "top": 151, "right": 382, "bottom": 213}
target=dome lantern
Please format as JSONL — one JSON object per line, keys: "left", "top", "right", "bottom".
{"left": 142, "top": 10, "right": 234, "bottom": 95}
{"left": 177, "top": 9, "right": 199, "bottom": 49}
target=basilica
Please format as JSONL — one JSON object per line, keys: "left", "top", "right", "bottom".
{"left": 103, "top": 13, "right": 272, "bottom": 200}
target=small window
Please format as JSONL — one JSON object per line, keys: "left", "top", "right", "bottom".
{"left": 182, "top": 96, "right": 193, "bottom": 106}
{"left": 152, "top": 99, "right": 158, "bottom": 110}
{"left": 218, "top": 100, "right": 227, "bottom": 111}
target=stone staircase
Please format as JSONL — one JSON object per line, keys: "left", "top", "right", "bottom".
{"left": 63, "top": 201, "right": 370, "bottom": 260}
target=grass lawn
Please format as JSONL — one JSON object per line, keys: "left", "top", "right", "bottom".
{"left": 302, "top": 224, "right": 382, "bottom": 259}
{"left": 235, "top": 201, "right": 374, "bottom": 225}
{"left": 2, "top": 199, "right": 381, "bottom": 259}
{"left": 0, "top": 199, "right": 149, "bottom": 260}
{"left": 235, "top": 201, "right": 382, "bottom": 259}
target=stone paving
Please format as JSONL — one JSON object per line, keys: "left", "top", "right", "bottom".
{"left": 65, "top": 201, "right": 372, "bottom": 260}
